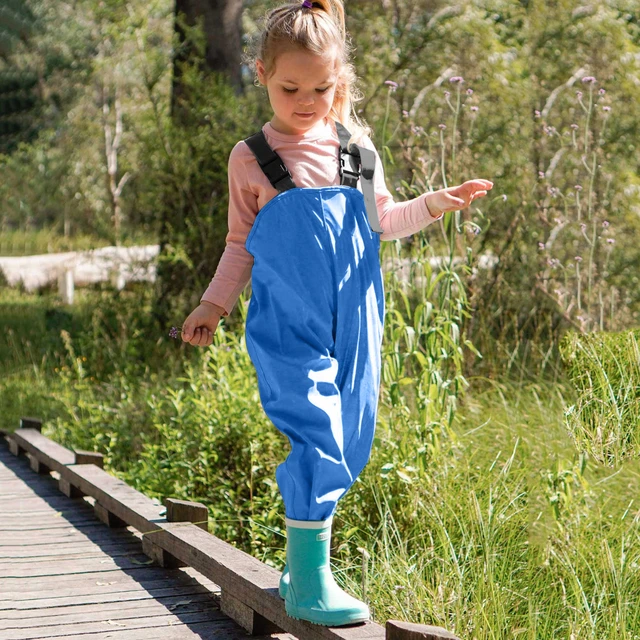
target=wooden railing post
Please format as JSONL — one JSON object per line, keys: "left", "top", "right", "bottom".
{"left": 20, "top": 417, "right": 42, "bottom": 431}
{"left": 386, "top": 620, "right": 460, "bottom": 640}
{"left": 75, "top": 450, "right": 104, "bottom": 468}
{"left": 142, "top": 498, "right": 209, "bottom": 569}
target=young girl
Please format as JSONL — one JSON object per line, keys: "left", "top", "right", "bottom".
{"left": 182, "top": 0, "right": 493, "bottom": 628}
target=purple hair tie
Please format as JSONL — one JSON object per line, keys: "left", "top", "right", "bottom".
{"left": 301, "top": 0, "right": 313, "bottom": 8}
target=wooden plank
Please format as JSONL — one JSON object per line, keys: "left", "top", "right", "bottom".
{"left": 0, "top": 528, "right": 136, "bottom": 547}
{"left": 74, "top": 449, "right": 104, "bottom": 467}
{"left": 0, "top": 522, "right": 126, "bottom": 534}
{"left": 0, "top": 552, "right": 157, "bottom": 578}
{"left": 0, "top": 539, "right": 142, "bottom": 561}
{"left": 167, "top": 498, "right": 209, "bottom": 531}
{"left": 0, "top": 593, "right": 216, "bottom": 629}
{"left": 0, "top": 568, "right": 216, "bottom": 598}
{"left": 19, "top": 417, "right": 43, "bottom": 431}
{"left": 0, "top": 610, "right": 234, "bottom": 639}
{"left": 385, "top": 621, "right": 460, "bottom": 640}
{"left": 0, "top": 584, "right": 215, "bottom": 612}
{"left": 62, "top": 463, "right": 164, "bottom": 533}
{"left": 56, "top": 620, "right": 295, "bottom": 640}
{"left": 8, "top": 428, "right": 75, "bottom": 474}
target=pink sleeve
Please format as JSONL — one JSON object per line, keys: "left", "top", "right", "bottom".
{"left": 200, "top": 143, "right": 257, "bottom": 316}
{"left": 362, "top": 137, "right": 443, "bottom": 241}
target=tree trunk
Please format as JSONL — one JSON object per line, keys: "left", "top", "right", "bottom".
{"left": 171, "top": 0, "right": 244, "bottom": 119}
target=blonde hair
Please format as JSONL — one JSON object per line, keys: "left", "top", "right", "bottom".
{"left": 246, "top": 0, "right": 371, "bottom": 145}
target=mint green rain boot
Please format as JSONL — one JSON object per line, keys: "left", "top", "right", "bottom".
{"left": 279, "top": 563, "right": 289, "bottom": 598}
{"left": 284, "top": 516, "right": 369, "bottom": 626}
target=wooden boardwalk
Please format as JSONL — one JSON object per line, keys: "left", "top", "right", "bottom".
{"left": 0, "top": 442, "right": 293, "bottom": 640}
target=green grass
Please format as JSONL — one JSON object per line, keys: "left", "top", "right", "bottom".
{"left": 4, "top": 269, "right": 640, "bottom": 637}
{"left": 0, "top": 227, "right": 158, "bottom": 256}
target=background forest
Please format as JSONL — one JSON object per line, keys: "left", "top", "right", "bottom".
{"left": 2, "top": 0, "right": 640, "bottom": 637}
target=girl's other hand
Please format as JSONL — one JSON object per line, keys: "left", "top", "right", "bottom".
{"left": 426, "top": 179, "right": 494, "bottom": 218}
{"left": 181, "top": 301, "right": 225, "bottom": 347}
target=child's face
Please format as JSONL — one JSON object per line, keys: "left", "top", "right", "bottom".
{"left": 257, "top": 48, "right": 339, "bottom": 135}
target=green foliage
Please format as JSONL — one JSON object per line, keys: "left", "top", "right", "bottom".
{"left": 560, "top": 329, "right": 640, "bottom": 467}
{"left": 0, "top": 226, "right": 156, "bottom": 256}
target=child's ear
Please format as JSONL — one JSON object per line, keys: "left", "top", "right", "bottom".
{"left": 256, "top": 59, "right": 266, "bottom": 85}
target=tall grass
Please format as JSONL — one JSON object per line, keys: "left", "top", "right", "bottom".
{"left": 561, "top": 329, "right": 640, "bottom": 467}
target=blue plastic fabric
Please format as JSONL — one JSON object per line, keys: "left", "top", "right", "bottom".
{"left": 245, "top": 186, "right": 385, "bottom": 521}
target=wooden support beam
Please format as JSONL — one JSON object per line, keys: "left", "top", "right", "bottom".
{"left": 29, "top": 454, "right": 51, "bottom": 475}
{"left": 59, "top": 477, "right": 85, "bottom": 499}
{"left": 385, "top": 621, "right": 460, "bottom": 640}
{"left": 166, "top": 498, "right": 209, "bottom": 531}
{"left": 19, "top": 417, "right": 42, "bottom": 431}
{"left": 94, "top": 501, "right": 127, "bottom": 528}
{"left": 221, "top": 590, "right": 283, "bottom": 635}
{"left": 74, "top": 450, "right": 104, "bottom": 467}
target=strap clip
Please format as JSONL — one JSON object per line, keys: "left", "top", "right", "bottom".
{"left": 261, "top": 156, "right": 294, "bottom": 192}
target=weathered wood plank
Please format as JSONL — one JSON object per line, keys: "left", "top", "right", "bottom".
{"left": 0, "top": 539, "right": 142, "bottom": 561}
{"left": 56, "top": 620, "right": 293, "bottom": 640}
{"left": 385, "top": 620, "right": 460, "bottom": 640}
{"left": 0, "top": 568, "right": 217, "bottom": 598}
{"left": 167, "top": 498, "right": 209, "bottom": 531}
{"left": 0, "top": 593, "right": 216, "bottom": 630}
{"left": 0, "top": 552, "right": 156, "bottom": 578}
{"left": 62, "top": 463, "right": 165, "bottom": 532}
{"left": 0, "top": 610, "right": 234, "bottom": 639}
{"left": 19, "top": 417, "right": 43, "bottom": 431}
{"left": 0, "top": 584, "right": 215, "bottom": 612}
{"left": 74, "top": 449, "right": 104, "bottom": 467}
{"left": 7, "top": 428, "right": 75, "bottom": 474}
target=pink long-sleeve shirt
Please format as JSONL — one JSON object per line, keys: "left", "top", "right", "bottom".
{"left": 201, "top": 117, "right": 442, "bottom": 316}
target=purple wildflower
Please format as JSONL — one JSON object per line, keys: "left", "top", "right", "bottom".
{"left": 580, "top": 223, "right": 587, "bottom": 232}
{"left": 606, "top": 238, "right": 615, "bottom": 244}
{"left": 538, "top": 171, "right": 545, "bottom": 178}
{"left": 169, "top": 326, "right": 181, "bottom": 339}
{"left": 466, "top": 88, "right": 473, "bottom": 95}
{"left": 599, "top": 88, "right": 606, "bottom": 95}
{"left": 438, "top": 124, "right": 446, "bottom": 130}
{"left": 575, "top": 256, "right": 583, "bottom": 262}
{"left": 444, "top": 91, "right": 450, "bottom": 98}
{"left": 575, "top": 185, "right": 583, "bottom": 191}
{"left": 449, "top": 76, "right": 464, "bottom": 83}
{"left": 470, "top": 106, "right": 479, "bottom": 112}
{"left": 602, "top": 106, "right": 611, "bottom": 112}
{"left": 385, "top": 80, "right": 398, "bottom": 91}
{"left": 581, "top": 76, "right": 596, "bottom": 84}
{"left": 538, "top": 242, "right": 545, "bottom": 250}
{"left": 534, "top": 110, "right": 541, "bottom": 118}
{"left": 602, "top": 220, "right": 609, "bottom": 228}
{"left": 576, "top": 91, "right": 583, "bottom": 99}
{"left": 571, "top": 123, "right": 579, "bottom": 130}
{"left": 402, "top": 110, "right": 409, "bottom": 117}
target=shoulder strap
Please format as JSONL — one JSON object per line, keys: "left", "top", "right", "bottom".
{"left": 335, "top": 122, "right": 382, "bottom": 234}
{"left": 244, "top": 131, "right": 297, "bottom": 193}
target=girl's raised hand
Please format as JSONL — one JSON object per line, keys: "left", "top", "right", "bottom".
{"left": 426, "top": 179, "right": 494, "bottom": 218}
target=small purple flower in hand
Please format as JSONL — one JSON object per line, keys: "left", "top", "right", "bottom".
{"left": 169, "top": 326, "right": 181, "bottom": 339}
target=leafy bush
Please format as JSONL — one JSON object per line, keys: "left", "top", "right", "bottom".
{"left": 560, "top": 329, "right": 640, "bottom": 466}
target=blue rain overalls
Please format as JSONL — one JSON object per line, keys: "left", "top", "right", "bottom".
{"left": 243, "top": 121, "right": 385, "bottom": 521}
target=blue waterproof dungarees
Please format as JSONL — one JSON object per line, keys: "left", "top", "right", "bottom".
{"left": 244, "top": 121, "right": 385, "bottom": 522}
